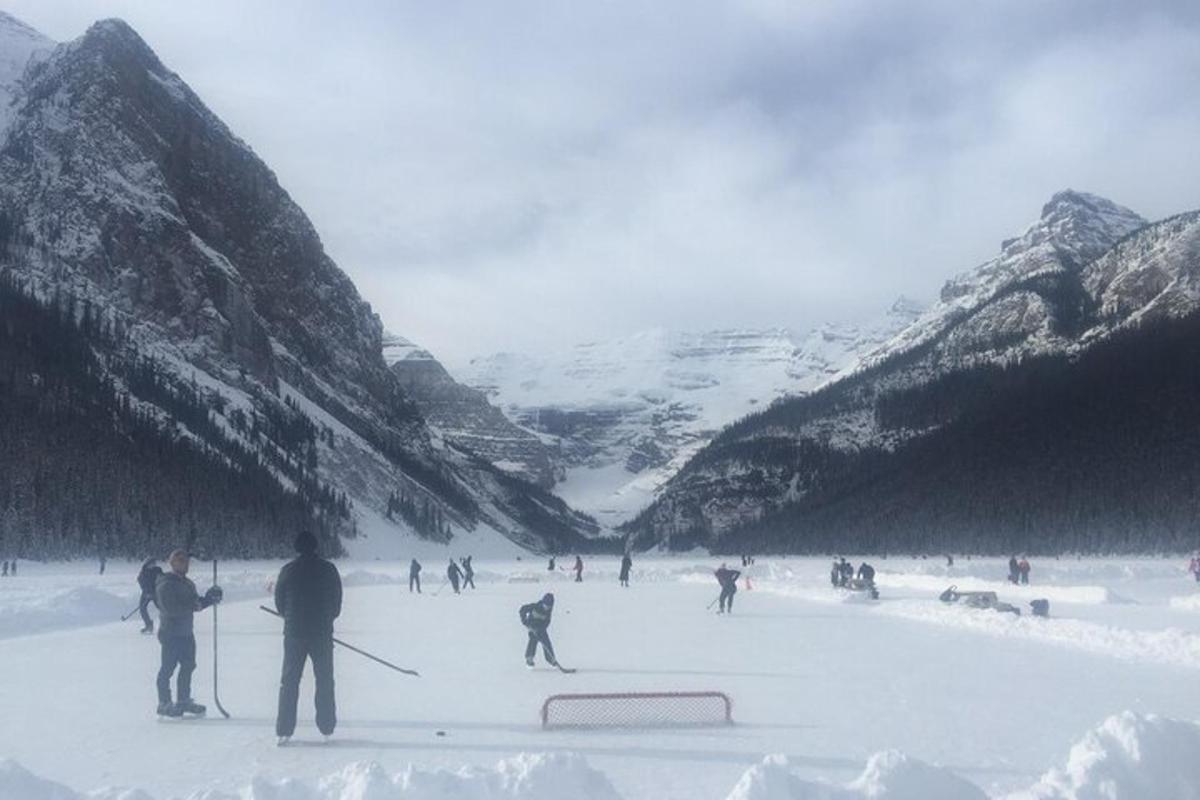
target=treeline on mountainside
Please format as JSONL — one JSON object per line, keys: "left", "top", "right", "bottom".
{"left": 667, "top": 311, "right": 1200, "bottom": 555}
{"left": 0, "top": 271, "right": 350, "bottom": 560}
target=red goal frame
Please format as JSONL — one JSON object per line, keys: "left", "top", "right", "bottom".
{"left": 541, "top": 691, "right": 734, "bottom": 728}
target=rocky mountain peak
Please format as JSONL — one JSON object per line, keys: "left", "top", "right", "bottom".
{"left": 1013, "top": 189, "right": 1145, "bottom": 266}
{"left": 0, "top": 12, "right": 52, "bottom": 135}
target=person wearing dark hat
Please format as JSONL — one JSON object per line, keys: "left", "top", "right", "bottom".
{"left": 273, "top": 530, "right": 342, "bottom": 745}
{"left": 154, "top": 549, "right": 222, "bottom": 716}
{"left": 519, "top": 592, "right": 558, "bottom": 668}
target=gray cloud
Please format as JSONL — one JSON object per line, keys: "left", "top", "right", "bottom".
{"left": 8, "top": 0, "right": 1200, "bottom": 364}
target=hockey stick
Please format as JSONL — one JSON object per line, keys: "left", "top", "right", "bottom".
{"left": 212, "top": 559, "right": 230, "bottom": 719}
{"left": 432, "top": 577, "right": 451, "bottom": 596}
{"left": 121, "top": 604, "right": 142, "bottom": 622}
{"left": 706, "top": 593, "right": 722, "bottom": 611}
{"left": 259, "top": 606, "right": 419, "bottom": 677}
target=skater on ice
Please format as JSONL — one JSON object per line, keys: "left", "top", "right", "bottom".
{"left": 619, "top": 553, "right": 632, "bottom": 587}
{"left": 547, "top": 556, "right": 556, "bottom": 571}
{"left": 273, "top": 530, "right": 343, "bottom": 744}
{"left": 1189, "top": 552, "right": 1200, "bottom": 583}
{"left": 573, "top": 555, "right": 584, "bottom": 582}
{"left": 1018, "top": 557, "right": 1031, "bottom": 585}
{"left": 461, "top": 556, "right": 475, "bottom": 589}
{"left": 447, "top": 558, "right": 463, "bottom": 594}
{"left": 715, "top": 562, "right": 740, "bottom": 613}
{"left": 1008, "top": 555, "right": 1020, "bottom": 584}
{"left": 519, "top": 592, "right": 559, "bottom": 668}
{"left": 2, "top": 560, "right": 7, "bottom": 577}
{"left": 136, "top": 557, "right": 163, "bottom": 634}
{"left": 856, "top": 561, "right": 879, "bottom": 599}
{"left": 409, "top": 558, "right": 421, "bottom": 593}
{"left": 154, "top": 549, "right": 222, "bottom": 717}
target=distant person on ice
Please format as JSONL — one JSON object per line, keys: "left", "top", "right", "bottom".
{"left": 857, "top": 561, "right": 879, "bottom": 599}
{"left": 136, "top": 558, "right": 163, "bottom": 634}
{"left": 830, "top": 560, "right": 841, "bottom": 588}
{"left": 409, "top": 559, "right": 422, "bottom": 593}
{"left": 461, "top": 556, "right": 475, "bottom": 589}
{"left": 573, "top": 555, "right": 584, "bottom": 582}
{"left": 1018, "top": 557, "right": 1031, "bottom": 585}
{"left": 715, "top": 563, "right": 741, "bottom": 614}
{"left": 274, "top": 530, "right": 343, "bottom": 745}
{"left": 548, "top": 556, "right": 556, "bottom": 572}
{"left": 1189, "top": 552, "right": 1200, "bottom": 583}
{"left": 519, "top": 592, "right": 559, "bottom": 668}
{"left": 154, "top": 549, "right": 222, "bottom": 717}
{"left": 1008, "top": 555, "right": 1020, "bottom": 584}
{"left": 1, "top": 560, "right": 7, "bottom": 577}
{"left": 838, "top": 558, "right": 853, "bottom": 587}
{"left": 619, "top": 554, "right": 632, "bottom": 587}
{"left": 447, "top": 559, "right": 463, "bottom": 594}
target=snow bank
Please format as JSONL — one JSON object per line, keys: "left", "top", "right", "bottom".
{"left": 0, "top": 586, "right": 132, "bottom": 639}
{"left": 879, "top": 600, "right": 1200, "bottom": 669}
{"left": 0, "top": 754, "right": 621, "bottom": 800}
{"left": 1012, "top": 711, "right": 1200, "bottom": 799}
{"left": 724, "top": 752, "right": 985, "bottom": 800}
{"left": 1169, "top": 593, "right": 1200, "bottom": 612}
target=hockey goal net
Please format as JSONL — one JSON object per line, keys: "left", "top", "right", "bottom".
{"left": 541, "top": 691, "right": 733, "bottom": 729}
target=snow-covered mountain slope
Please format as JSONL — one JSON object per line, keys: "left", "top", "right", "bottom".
{"left": 0, "top": 15, "right": 600, "bottom": 557}
{"left": 626, "top": 192, "right": 1200, "bottom": 552}
{"left": 383, "top": 333, "right": 558, "bottom": 488}
{"left": 457, "top": 301, "right": 921, "bottom": 527}
{"left": 0, "top": 11, "right": 52, "bottom": 135}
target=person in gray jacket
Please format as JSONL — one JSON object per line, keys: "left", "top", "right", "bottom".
{"left": 154, "top": 549, "right": 222, "bottom": 717}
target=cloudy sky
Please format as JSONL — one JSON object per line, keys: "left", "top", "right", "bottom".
{"left": 9, "top": 1, "right": 1200, "bottom": 363}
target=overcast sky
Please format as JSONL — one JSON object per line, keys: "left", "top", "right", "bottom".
{"left": 9, "top": 1, "right": 1200, "bottom": 364}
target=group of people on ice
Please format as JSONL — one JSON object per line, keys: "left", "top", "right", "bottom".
{"left": 1008, "top": 555, "right": 1032, "bottom": 585}
{"left": 0, "top": 559, "right": 16, "bottom": 576}
{"left": 406, "top": 556, "right": 476, "bottom": 593}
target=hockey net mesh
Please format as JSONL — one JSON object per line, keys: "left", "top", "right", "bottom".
{"left": 541, "top": 691, "right": 733, "bottom": 729}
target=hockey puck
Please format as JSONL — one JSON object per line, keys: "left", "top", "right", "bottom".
{"left": 435, "top": 730, "right": 446, "bottom": 737}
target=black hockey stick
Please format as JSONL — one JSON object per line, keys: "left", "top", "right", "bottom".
{"left": 212, "top": 559, "right": 230, "bottom": 719}
{"left": 121, "top": 604, "right": 142, "bottom": 622}
{"left": 259, "top": 606, "right": 419, "bottom": 676}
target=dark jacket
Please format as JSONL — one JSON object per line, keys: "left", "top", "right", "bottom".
{"left": 857, "top": 563, "right": 875, "bottom": 582}
{"left": 156, "top": 571, "right": 212, "bottom": 637}
{"left": 138, "top": 561, "right": 163, "bottom": 596}
{"left": 409, "top": 560, "right": 421, "bottom": 577}
{"left": 274, "top": 553, "right": 343, "bottom": 637}
{"left": 519, "top": 599, "right": 553, "bottom": 631}
{"left": 715, "top": 567, "right": 740, "bottom": 589}
{"left": 619, "top": 556, "right": 632, "bottom": 578}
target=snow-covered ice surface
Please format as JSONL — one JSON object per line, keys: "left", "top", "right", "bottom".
{"left": 1, "top": 557, "right": 1198, "bottom": 799}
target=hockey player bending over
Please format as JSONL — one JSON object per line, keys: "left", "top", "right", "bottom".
{"left": 715, "top": 563, "right": 741, "bottom": 614}
{"left": 274, "top": 530, "right": 343, "bottom": 744}
{"left": 520, "top": 592, "right": 558, "bottom": 668}
{"left": 154, "top": 549, "right": 222, "bottom": 717}
{"left": 136, "top": 558, "right": 163, "bottom": 634}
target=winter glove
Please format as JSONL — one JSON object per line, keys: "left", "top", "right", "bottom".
{"left": 204, "top": 586, "right": 224, "bottom": 605}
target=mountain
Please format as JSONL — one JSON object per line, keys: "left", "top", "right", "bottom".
{"left": 383, "top": 333, "right": 558, "bottom": 488}
{"left": 0, "top": 15, "right": 601, "bottom": 559}
{"left": 625, "top": 192, "right": 1200, "bottom": 554}
{"left": 457, "top": 301, "right": 921, "bottom": 527}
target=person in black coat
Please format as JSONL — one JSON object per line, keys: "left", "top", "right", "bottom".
{"left": 519, "top": 593, "right": 558, "bottom": 667}
{"left": 573, "top": 555, "right": 583, "bottom": 583}
{"left": 409, "top": 559, "right": 422, "bottom": 593}
{"left": 619, "top": 554, "right": 632, "bottom": 587}
{"left": 447, "top": 559, "right": 463, "bottom": 594}
{"left": 461, "top": 556, "right": 475, "bottom": 589}
{"left": 715, "top": 563, "right": 741, "bottom": 613}
{"left": 274, "top": 531, "right": 343, "bottom": 743}
{"left": 136, "top": 558, "right": 163, "bottom": 634}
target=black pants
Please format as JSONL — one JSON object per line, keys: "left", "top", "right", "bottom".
{"left": 410, "top": 575, "right": 420, "bottom": 592}
{"left": 138, "top": 592, "right": 154, "bottom": 630}
{"left": 450, "top": 577, "right": 460, "bottom": 593}
{"left": 525, "top": 627, "right": 556, "bottom": 665}
{"left": 276, "top": 633, "right": 336, "bottom": 737}
{"left": 619, "top": 574, "right": 629, "bottom": 587}
{"left": 463, "top": 573, "right": 475, "bottom": 589}
{"left": 157, "top": 633, "right": 196, "bottom": 704}
{"left": 719, "top": 586, "right": 736, "bottom": 612}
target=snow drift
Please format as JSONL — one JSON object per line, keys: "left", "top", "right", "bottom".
{"left": 5, "top": 714, "right": 1198, "bottom": 800}
{"left": 0, "top": 586, "right": 132, "bottom": 639}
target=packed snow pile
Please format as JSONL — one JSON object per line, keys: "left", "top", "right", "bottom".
{"left": 875, "top": 572, "right": 1115, "bottom": 605}
{"left": 1170, "top": 593, "right": 1200, "bottom": 612}
{"left": 0, "top": 753, "right": 623, "bottom": 800}
{"left": 724, "top": 752, "right": 986, "bottom": 800}
{"left": 0, "top": 586, "right": 132, "bottom": 639}
{"left": 879, "top": 600, "right": 1200, "bottom": 669}
{"left": 1012, "top": 712, "right": 1200, "bottom": 800}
